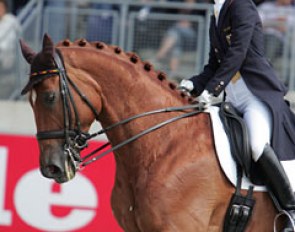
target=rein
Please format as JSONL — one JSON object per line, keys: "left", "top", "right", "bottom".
{"left": 81, "top": 105, "right": 204, "bottom": 167}
{"left": 31, "top": 51, "right": 206, "bottom": 170}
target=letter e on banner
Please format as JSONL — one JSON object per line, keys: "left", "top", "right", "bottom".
{"left": 14, "top": 169, "right": 98, "bottom": 231}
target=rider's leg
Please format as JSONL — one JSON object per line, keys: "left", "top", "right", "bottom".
{"left": 257, "top": 144, "right": 295, "bottom": 212}
{"left": 225, "top": 77, "right": 295, "bottom": 227}
{"left": 243, "top": 98, "right": 295, "bottom": 229}
{"left": 242, "top": 98, "right": 272, "bottom": 162}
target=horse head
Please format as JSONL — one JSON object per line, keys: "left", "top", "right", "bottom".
{"left": 20, "top": 34, "right": 102, "bottom": 183}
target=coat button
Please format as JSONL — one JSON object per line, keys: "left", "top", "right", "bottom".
{"left": 214, "top": 48, "right": 218, "bottom": 53}
{"left": 218, "top": 59, "right": 221, "bottom": 63}
{"left": 220, "top": 81, "right": 224, "bottom": 85}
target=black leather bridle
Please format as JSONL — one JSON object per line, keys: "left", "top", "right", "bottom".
{"left": 36, "top": 53, "right": 100, "bottom": 142}
{"left": 34, "top": 51, "right": 100, "bottom": 169}
{"left": 30, "top": 51, "right": 206, "bottom": 171}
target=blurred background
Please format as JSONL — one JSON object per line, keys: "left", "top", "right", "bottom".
{"left": 2, "top": 0, "right": 295, "bottom": 101}
{"left": 1, "top": 0, "right": 295, "bottom": 231}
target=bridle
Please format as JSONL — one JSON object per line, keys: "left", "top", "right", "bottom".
{"left": 34, "top": 51, "right": 100, "bottom": 169}
{"left": 30, "top": 51, "right": 206, "bottom": 171}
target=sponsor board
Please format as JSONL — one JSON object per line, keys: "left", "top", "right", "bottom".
{"left": 0, "top": 134, "right": 123, "bottom": 232}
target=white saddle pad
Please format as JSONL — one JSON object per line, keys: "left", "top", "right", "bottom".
{"left": 207, "top": 106, "right": 295, "bottom": 192}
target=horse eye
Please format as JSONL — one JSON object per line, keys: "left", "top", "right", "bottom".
{"left": 45, "top": 92, "right": 56, "bottom": 103}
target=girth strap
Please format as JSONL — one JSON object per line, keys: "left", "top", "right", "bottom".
{"left": 223, "top": 166, "right": 256, "bottom": 232}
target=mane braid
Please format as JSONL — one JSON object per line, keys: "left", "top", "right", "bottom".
{"left": 58, "top": 38, "right": 193, "bottom": 104}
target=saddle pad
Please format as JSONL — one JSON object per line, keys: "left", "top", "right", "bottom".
{"left": 207, "top": 106, "right": 295, "bottom": 192}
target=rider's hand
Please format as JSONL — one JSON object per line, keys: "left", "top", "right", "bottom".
{"left": 179, "top": 79, "right": 194, "bottom": 93}
{"left": 198, "top": 90, "right": 212, "bottom": 108}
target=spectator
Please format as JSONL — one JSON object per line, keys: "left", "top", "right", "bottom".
{"left": 44, "top": 0, "right": 67, "bottom": 43}
{"left": 253, "top": 0, "right": 265, "bottom": 6}
{"left": 86, "top": 3, "right": 115, "bottom": 43}
{"left": 155, "top": 0, "right": 197, "bottom": 78}
{"left": 137, "top": 0, "right": 153, "bottom": 21}
{"left": 258, "top": 0, "right": 295, "bottom": 63}
{"left": 12, "top": 0, "right": 29, "bottom": 14}
{"left": 0, "top": 0, "right": 21, "bottom": 72}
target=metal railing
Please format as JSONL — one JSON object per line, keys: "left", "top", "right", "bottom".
{"left": 41, "top": 0, "right": 212, "bottom": 80}
{"left": 2, "top": 0, "right": 295, "bottom": 100}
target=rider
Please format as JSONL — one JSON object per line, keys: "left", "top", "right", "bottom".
{"left": 180, "top": 0, "right": 295, "bottom": 229}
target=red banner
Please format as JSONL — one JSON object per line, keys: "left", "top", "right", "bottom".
{"left": 0, "top": 134, "right": 123, "bottom": 232}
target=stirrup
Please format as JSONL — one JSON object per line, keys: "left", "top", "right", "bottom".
{"left": 274, "top": 210, "right": 295, "bottom": 232}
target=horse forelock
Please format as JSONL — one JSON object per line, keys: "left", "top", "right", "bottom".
{"left": 57, "top": 38, "right": 194, "bottom": 104}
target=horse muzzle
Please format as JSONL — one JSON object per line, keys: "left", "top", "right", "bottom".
{"left": 40, "top": 146, "right": 80, "bottom": 183}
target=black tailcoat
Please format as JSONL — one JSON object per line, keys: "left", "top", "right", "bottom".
{"left": 190, "top": 0, "right": 295, "bottom": 160}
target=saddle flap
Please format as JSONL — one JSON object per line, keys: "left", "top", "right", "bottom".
{"left": 219, "top": 102, "right": 252, "bottom": 176}
{"left": 219, "top": 102, "right": 264, "bottom": 185}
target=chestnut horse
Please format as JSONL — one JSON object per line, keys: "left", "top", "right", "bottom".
{"left": 20, "top": 34, "right": 277, "bottom": 231}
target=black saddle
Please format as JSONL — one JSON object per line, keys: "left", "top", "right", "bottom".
{"left": 219, "top": 102, "right": 263, "bottom": 185}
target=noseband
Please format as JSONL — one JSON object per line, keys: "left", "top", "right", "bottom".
{"left": 30, "top": 50, "right": 207, "bottom": 171}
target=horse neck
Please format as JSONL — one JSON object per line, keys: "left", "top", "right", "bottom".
{"left": 61, "top": 44, "right": 192, "bottom": 169}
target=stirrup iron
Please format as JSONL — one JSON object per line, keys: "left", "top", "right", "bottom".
{"left": 274, "top": 210, "right": 295, "bottom": 232}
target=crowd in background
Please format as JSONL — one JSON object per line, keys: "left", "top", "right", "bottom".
{"left": 8, "top": 0, "right": 292, "bottom": 17}
{"left": 0, "top": 0, "right": 21, "bottom": 71}
{"left": 1, "top": 0, "right": 295, "bottom": 99}
{"left": 0, "top": 0, "right": 21, "bottom": 99}
{"left": 258, "top": 0, "right": 295, "bottom": 65}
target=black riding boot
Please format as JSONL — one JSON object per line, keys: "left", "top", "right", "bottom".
{"left": 256, "top": 144, "right": 295, "bottom": 231}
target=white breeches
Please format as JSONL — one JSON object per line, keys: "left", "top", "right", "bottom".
{"left": 225, "top": 77, "right": 272, "bottom": 161}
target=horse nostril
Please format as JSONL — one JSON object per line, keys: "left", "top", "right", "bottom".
{"left": 45, "top": 165, "right": 62, "bottom": 178}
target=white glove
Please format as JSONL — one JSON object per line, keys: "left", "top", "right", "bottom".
{"left": 198, "top": 90, "right": 212, "bottom": 108}
{"left": 179, "top": 79, "right": 194, "bottom": 92}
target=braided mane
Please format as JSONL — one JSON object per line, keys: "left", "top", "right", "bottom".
{"left": 57, "top": 38, "right": 193, "bottom": 105}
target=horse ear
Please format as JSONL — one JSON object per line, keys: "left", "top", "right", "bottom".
{"left": 42, "top": 33, "right": 55, "bottom": 57}
{"left": 19, "top": 39, "right": 36, "bottom": 64}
